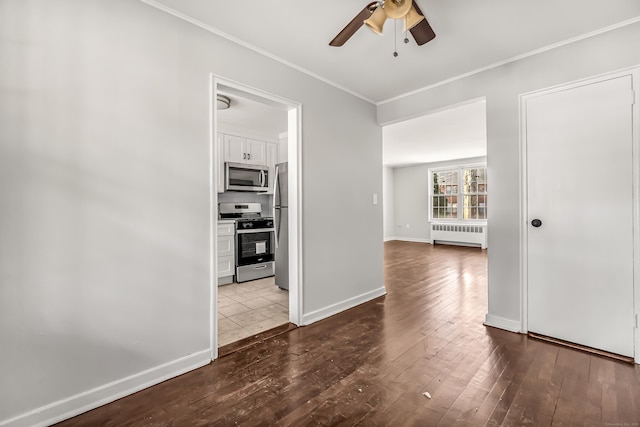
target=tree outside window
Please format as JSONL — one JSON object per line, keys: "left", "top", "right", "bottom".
{"left": 431, "top": 166, "right": 487, "bottom": 221}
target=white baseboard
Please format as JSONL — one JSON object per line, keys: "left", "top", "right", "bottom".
{"left": 383, "top": 236, "right": 396, "bottom": 242}
{"left": 392, "top": 237, "right": 432, "bottom": 244}
{"left": 483, "top": 313, "right": 522, "bottom": 333}
{"left": 302, "top": 286, "right": 387, "bottom": 326}
{"left": 1, "top": 349, "right": 211, "bottom": 427}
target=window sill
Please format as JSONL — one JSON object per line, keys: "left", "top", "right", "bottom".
{"left": 429, "top": 220, "right": 487, "bottom": 226}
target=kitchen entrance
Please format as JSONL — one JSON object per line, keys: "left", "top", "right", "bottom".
{"left": 212, "top": 78, "right": 301, "bottom": 357}
{"left": 217, "top": 202, "right": 287, "bottom": 347}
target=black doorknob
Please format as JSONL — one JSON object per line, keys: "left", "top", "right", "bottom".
{"left": 531, "top": 219, "right": 542, "bottom": 228}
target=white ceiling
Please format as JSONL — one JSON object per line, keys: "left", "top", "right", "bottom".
{"left": 383, "top": 99, "right": 486, "bottom": 166}
{"left": 217, "top": 89, "right": 288, "bottom": 140}
{"left": 147, "top": 0, "right": 640, "bottom": 165}
{"left": 145, "top": 0, "right": 640, "bottom": 103}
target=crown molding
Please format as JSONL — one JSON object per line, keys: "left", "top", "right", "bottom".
{"left": 377, "top": 16, "right": 640, "bottom": 106}
{"left": 139, "top": 0, "right": 376, "bottom": 105}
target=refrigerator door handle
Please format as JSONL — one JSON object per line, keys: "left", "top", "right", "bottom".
{"left": 272, "top": 165, "right": 280, "bottom": 208}
{"left": 275, "top": 208, "right": 281, "bottom": 249}
{"left": 272, "top": 164, "right": 281, "bottom": 249}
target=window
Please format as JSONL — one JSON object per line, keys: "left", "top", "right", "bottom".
{"left": 431, "top": 165, "right": 487, "bottom": 221}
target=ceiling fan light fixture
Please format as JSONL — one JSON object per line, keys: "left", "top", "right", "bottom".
{"left": 404, "top": 5, "right": 425, "bottom": 31}
{"left": 364, "top": 6, "right": 387, "bottom": 35}
{"left": 217, "top": 94, "right": 231, "bottom": 110}
{"left": 383, "top": 0, "right": 412, "bottom": 19}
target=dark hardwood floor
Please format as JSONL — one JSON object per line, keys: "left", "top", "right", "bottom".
{"left": 56, "top": 241, "right": 640, "bottom": 426}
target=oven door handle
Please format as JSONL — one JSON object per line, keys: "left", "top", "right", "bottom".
{"left": 236, "top": 228, "right": 275, "bottom": 234}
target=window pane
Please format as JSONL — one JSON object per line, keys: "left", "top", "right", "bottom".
{"left": 432, "top": 166, "right": 486, "bottom": 221}
{"left": 433, "top": 173, "right": 441, "bottom": 194}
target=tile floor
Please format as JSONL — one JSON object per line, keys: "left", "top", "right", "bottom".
{"left": 217, "top": 276, "right": 289, "bottom": 347}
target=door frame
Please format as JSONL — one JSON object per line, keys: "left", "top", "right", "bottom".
{"left": 209, "top": 75, "right": 304, "bottom": 360}
{"left": 519, "top": 67, "right": 640, "bottom": 362}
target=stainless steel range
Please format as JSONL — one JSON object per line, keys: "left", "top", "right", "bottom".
{"left": 219, "top": 202, "right": 275, "bottom": 283}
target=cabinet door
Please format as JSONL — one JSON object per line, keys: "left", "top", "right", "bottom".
{"left": 217, "top": 235, "right": 234, "bottom": 257}
{"left": 224, "top": 134, "right": 246, "bottom": 163}
{"left": 245, "top": 138, "right": 266, "bottom": 165}
{"left": 217, "top": 222, "right": 235, "bottom": 236}
{"left": 217, "top": 256, "right": 234, "bottom": 278}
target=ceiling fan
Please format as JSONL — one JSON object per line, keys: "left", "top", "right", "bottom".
{"left": 329, "top": 0, "right": 435, "bottom": 50}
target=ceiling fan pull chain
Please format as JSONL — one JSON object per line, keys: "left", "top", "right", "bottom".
{"left": 393, "top": 19, "right": 399, "bottom": 57}
{"left": 404, "top": 16, "right": 410, "bottom": 44}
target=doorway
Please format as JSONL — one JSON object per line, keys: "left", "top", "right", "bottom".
{"left": 211, "top": 77, "right": 302, "bottom": 359}
{"left": 381, "top": 98, "right": 487, "bottom": 243}
{"left": 521, "top": 69, "right": 639, "bottom": 359}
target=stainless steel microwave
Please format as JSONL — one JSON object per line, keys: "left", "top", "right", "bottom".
{"left": 225, "top": 162, "right": 269, "bottom": 192}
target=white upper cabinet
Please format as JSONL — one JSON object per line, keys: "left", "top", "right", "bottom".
{"left": 224, "top": 134, "right": 247, "bottom": 163}
{"left": 218, "top": 133, "right": 277, "bottom": 193}
{"left": 224, "top": 134, "right": 266, "bottom": 165}
{"left": 245, "top": 138, "right": 267, "bottom": 165}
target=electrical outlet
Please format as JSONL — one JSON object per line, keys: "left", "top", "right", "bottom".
{"left": 372, "top": 193, "right": 378, "bottom": 205}
{"left": 406, "top": 224, "right": 410, "bottom": 228}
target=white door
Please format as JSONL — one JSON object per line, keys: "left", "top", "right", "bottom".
{"left": 526, "top": 74, "right": 635, "bottom": 357}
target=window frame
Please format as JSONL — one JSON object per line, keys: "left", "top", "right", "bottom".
{"left": 429, "top": 163, "right": 488, "bottom": 224}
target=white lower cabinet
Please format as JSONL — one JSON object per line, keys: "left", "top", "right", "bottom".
{"left": 217, "top": 221, "right": 235, "bottom": 285}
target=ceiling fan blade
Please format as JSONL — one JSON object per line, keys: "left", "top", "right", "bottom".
{"left": 410, "top": 1, "right": 436, "bottom": 46}
{"left": 329, "top": 2, "right": 378, "bottom": 47}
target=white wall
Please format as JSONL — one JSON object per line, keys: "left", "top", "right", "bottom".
{"left": 378, "top": 21, "right": 640, "bottom": 331}
{"left": 389, "top": 157, "right": 486, "bottom": 242}
{"left": 383, "top": 166, "right": 394, "bottom": 240}
{"left": 392, "top": 166, "right": 430, "bottom": 242}
{"left": 0, "top": 0, "right": 383, "bottom": 425}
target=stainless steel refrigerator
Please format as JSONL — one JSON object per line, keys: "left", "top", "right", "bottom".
{"left": 273, "top": 162, "right": 289, "bottom": 290}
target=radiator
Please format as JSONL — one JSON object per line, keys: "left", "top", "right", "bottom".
{"left": 431, "top": 223, "right": 487, "bottom": 249}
